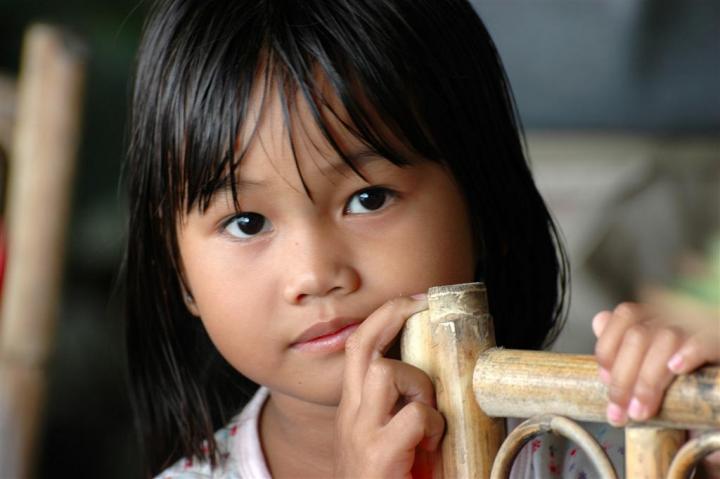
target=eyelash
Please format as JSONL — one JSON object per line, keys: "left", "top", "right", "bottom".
{"left": 220, "top": 186, "right": 398, "bottom": 240}
{"left": 343, "top": 186, "right": 397, "bottom": 215}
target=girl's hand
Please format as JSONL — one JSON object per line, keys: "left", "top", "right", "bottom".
{"left": 334, "top": 295, "right": 444, "bottom": 479}
{"left": 593, "top": 302, "right": 719, "bottom": 426}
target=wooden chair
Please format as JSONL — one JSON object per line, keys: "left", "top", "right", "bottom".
{"left": 401, "top": 283, "right": 720, "bottom": 478}
{"left": 0, "top": 25, "right": 86, "bottom": 478}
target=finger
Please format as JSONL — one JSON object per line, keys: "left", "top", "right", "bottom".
{"left": 607, "top": 322, "right": 652, "bottom": 425}
{"left": 668, "top": 334, "right": 719, "bottom": 374}
{"left": 342, "top": 296, "right": 428, "bottom": 405}
{"left": 383, "top": 401, "right": 445, "bottom": 453}
{"left": 360, "top": 358, "right": 435, "bottom": 427}
{"left": 592, "top": 310, "right": 613, "bottom": 385}
{"left": 627, "top": 327, "right": 682, "bottom": 421}
{"left": 595, "top": 303, "right": 648, "bottom": 371}
{"left": 592, "top": 310, "right": 612, "bottom": 338}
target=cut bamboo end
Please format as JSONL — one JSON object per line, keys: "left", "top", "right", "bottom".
{"left": 474, "top": 349, "right": 720, "bottom": 429}
{"left": 402, "top": 282, "right": 504, "bottom": 479}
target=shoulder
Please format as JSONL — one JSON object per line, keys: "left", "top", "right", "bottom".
{"left": 154, "top": 388, "right": 270, "bottom": 479}
{"left": 153, "top": 420, "right": 239, "bottom": 479}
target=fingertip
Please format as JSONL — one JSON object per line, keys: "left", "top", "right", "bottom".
{"left": 606, "top": 402, "right": 627, "bottom": 427}
{"left": 592, "top": 311, "right": 611, "bottom": 338}
{"left": 667, "top": 353, "right": 685, "bottom": 374}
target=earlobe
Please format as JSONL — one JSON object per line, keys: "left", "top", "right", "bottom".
{"left": 183, "top": 291, "right": 201, "bottom": 316}
{"left": 180, "top": 281, "right": 201, "bottom": 317}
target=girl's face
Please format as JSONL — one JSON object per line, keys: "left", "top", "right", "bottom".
{"left": 176, "top": 86, "right": 475, "bottom": 407}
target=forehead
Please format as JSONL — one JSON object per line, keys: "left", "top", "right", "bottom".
{"left": 235, "top": 69, "right": 412, "bottom": 189}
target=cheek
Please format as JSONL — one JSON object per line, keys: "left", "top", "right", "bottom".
{"left": 367, "top": 199, "right": 476, "bottom": 292}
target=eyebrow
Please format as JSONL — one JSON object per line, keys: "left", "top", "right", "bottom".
{"left": 205, "top": 148, "right": 386, "bottom": 207}
{"left": 312, "top": 148, "right": 382, "bottom": 179}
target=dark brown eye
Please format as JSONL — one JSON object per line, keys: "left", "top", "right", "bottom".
{"left": 345, "top": 187, "right": 394, "bottom": 214}
{"left": 224, "top": 212, "right": 272, "bottom": 238}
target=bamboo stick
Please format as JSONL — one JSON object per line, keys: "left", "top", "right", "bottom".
{"left": 667, "top": 431, "right": 720, "bottom": 479}
{"left": 401, "top": 282, "right": 505, "bottom": 479}
{"left": 0, "top": 24, "right": 86, "bottom": 478}
{"left": 625, "top": 427, "right": 685, "bottom": 478}
{"left": 474, "top": 349, "right": 720, "bottom": 429}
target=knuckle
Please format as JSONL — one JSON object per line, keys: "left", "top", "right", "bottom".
{"left": 367, "top": 447, "right": 388, "bottom": 470}
{"left": 594, "top": 342, "right": 612, "bottom": 367}
{"left": 367, "top": 359, "right": 393, "bottom": 381}
{"left": 614, "top": 302, "right": 640, "bottom": 318}
{"left": 632, "top": 379, "right": 659, "bottom": 404}
{"left": 655, "top": 326, "right": 681, "bottom": 345}
{"left": 624, "top": 324, "right": 649, "bottom": 347}
{"left": 406, "top": 400, "right": 426, "bottom": 418}
{"left": 607, "top": 383, "right": 631, "bottom": 404}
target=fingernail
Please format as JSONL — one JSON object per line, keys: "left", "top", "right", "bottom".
{"left": 411, "top": 293, "right": 427, "bottom": 300}
{"left": 606, "top": 403, "right": 626, "bottom": 426}
{"left": 628, "top": 398, "right": 648, "bottom": 421}
{"left": 667, "top": 353, "right": 684, "bottom": 373}
{"left": 598, "top": 367, "right": 611, "bottom": 385}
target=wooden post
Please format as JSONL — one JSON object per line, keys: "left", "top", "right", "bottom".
{"left": 625, "top": 427, "right": 685, "bottom": 478}
{"left": 0, "top": 24, "right": 86, "bottom": 478}
{"left": 401, "top": 282, "right": 505, "bottom": 479}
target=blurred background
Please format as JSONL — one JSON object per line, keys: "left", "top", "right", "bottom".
{"left": 0, "top": 0, "right": 718, "bottom": 477}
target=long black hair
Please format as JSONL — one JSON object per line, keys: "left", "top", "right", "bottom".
{"left": 124, "top": 0, "right": 569, "bottom": 474}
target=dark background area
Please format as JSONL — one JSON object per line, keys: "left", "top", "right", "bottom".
{"left": 0, "top": 1, "right": 718, "bottom": 477}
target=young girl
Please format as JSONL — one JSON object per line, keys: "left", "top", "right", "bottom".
{"left": 124, "top": 0, "right": 719, "bottom": 477}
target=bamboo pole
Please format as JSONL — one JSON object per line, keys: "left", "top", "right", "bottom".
{"left": 0, "top": 24, "right": 86, "bottom": 478}
{"left": 401, "top": 282, "right": 505, "bottom": 479}
{"left": 667, "top": 431, "right": 720, "bottom": 479}
{"left": 625, "top": 427, "right": 685, "bottom": 478}
{"left": 474, "top": 349, "right": 720, "bottom": 429}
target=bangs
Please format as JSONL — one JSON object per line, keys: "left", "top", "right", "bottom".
{"left": 136, "top": 0, "right": 444, "bottom": 221}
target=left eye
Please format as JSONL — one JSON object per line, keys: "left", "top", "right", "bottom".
{"left": 345, "top": 187, "right": 395, "bottom": 214}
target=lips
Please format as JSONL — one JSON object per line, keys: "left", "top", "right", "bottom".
{"left": 291, "top": 318, "right": 362, "bottom": 353}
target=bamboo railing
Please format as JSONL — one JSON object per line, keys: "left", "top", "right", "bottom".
{"left": 401, "top": 282, "right": 720, "bottom": 479}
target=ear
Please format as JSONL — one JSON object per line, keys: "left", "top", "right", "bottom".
{"left": 179, "top": 278, "right": 201, "bottom": 317}
{"left": 183, "top": 289, "right": 201, "bottom": 317}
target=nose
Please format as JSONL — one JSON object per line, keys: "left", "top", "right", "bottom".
{"left": 282, "top": 226, "right": 360, "bottom": 304}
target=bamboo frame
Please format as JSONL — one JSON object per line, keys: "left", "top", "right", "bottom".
{"left": 401, "top": 283, "right": 505, "bottom": 479}
{"left": 401, "top": 282, "right": 720, "bottom": 478}
{"left": 0, "top": 25, "right": 86, "bottom": 478}
{"left": 625, "top": 427, "right": 686, "bottom": 478}
{"left": 490, "top": 415, "right": 617, "bottom": 479}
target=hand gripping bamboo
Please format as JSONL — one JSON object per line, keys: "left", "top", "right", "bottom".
{"left": 401, "top": 282, "right": 505, "bottom": 479}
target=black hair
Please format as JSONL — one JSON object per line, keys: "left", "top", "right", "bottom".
{"left": 124, "top": 0, "right": 569, "bottom": 475}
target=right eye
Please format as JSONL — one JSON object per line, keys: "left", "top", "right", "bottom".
{"left": 223, "top": 212, "right": 273, "bottom": 239}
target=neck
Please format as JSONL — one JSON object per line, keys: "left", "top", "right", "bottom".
{"left": 259, "top": 390, "right": 337, "bottom": 478}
